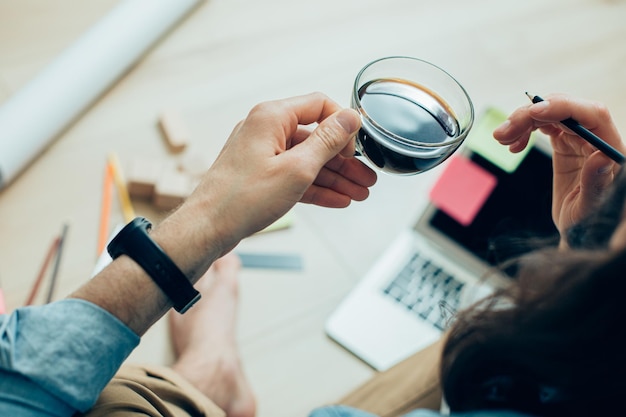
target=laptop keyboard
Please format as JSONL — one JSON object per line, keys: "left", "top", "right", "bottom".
{"left": 382, "top": 250, "right": 465, "bottom": 331}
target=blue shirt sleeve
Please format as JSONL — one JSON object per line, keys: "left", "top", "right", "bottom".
{"left": 0, "top": 299, "right": 140, "bottom": 416}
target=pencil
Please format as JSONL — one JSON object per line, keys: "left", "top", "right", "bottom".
{"left": 25, "top": 236, "right": 60, "bottom": 305}
{"left": 108, "top": 152, "right": 136, "bottom": 223}
{"left": 97, "top": 162, "right": 114, "bottom": 256}
{"left": 45, "top": 223, "right": 69, "bottom": 304}
{"left": 525, "top": 92, "right": 625, "bottom": 164}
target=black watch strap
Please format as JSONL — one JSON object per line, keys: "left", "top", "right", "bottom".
{"left": 107, "top": 217, "right": 201, "bottom": 313}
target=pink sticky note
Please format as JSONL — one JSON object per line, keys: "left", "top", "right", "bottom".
{"left": 0, "top": 289, "right": 5, "bottom": 314}
{"left": 429, "top": 155, "right": 497, "bottom": 226}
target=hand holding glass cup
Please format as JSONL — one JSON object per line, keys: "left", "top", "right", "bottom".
{"left": 351, "top": 56, "right": 474, "bottom": 175}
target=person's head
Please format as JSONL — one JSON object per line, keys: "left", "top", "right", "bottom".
{"left": 440, "top": 166, "right": 626, "bottom": 416}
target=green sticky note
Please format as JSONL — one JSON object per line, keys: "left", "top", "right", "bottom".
{"left": 465, "top": 107, "right": 533, "bottom": 173}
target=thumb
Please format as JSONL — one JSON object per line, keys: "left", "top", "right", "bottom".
{"left": 579, "top": 152, "right": 617, "bottom": 211}
{"left": 292, "top": 108, "right": 361, "bottom": 167}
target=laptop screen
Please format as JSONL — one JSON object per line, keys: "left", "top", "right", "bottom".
{"left": 427, "top": 145, "right": 558, "bottom": 273}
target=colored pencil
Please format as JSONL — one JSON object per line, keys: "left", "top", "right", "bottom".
{"left": 97, "top": 162, "right": 114, "bottom": 255}
{"left": 108, "top": 152, "right": 136, "bottom": 223}
{"left": 26, "top": 236, "right": 60, "bottom": 305}
{"left": 45, "top": 224, "right": 69, "bottom": 303}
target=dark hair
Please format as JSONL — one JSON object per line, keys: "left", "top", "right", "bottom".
{"left": 441, "top": 168, "right": 626, "bottom": 416}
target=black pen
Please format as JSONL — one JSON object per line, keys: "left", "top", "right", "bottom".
{"left": 525, "top": 92, "right": 625, "bottom": 164}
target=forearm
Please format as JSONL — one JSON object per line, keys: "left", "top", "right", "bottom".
{"left": 0, "top": 205, "right": 218, "bottom": 413}
{"left": 69, "top": 198, "right": 224, "bottom": 336}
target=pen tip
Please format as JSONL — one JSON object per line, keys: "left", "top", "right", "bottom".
{"left": 525, "top": 91, "right": 533, "bottom": 100}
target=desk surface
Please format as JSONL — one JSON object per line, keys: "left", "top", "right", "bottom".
{"left": 1, "top": 1, "right": 626, "bottom": 416}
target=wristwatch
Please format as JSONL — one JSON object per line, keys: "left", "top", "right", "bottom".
{"left": 107, "top": 217, "right": 201, "bottom": 313}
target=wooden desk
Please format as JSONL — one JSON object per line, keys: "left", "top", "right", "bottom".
{"left": 1, "top": 1, "right": 625, "bottom": 416}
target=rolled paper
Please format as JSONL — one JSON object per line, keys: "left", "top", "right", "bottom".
{"left": 0, "top": 0, "right": 205, "bottom": 189}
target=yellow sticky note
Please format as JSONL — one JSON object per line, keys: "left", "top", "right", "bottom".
{"left": 465, "top": 107, "right": 534, "bottom": 173}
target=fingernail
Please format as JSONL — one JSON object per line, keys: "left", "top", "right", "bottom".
{"left": 531, "top": 100, "right": 550, "bottom": 112}
{"left": 494, "top": 119, "right": 510, "bottom": 133}
{"left": 336, "top": 109, "right": 360, "bottom": 134}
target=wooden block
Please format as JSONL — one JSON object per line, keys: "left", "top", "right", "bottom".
{"left": 126, "top": 157, "right": 165, "bottom": 199}
{"left": 158, "top": 109, "right": 189, "bottom": 153}
{"left": 153, "top": 169, "right": 193, "bottom": 211}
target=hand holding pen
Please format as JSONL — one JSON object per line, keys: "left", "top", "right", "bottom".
{"left": 493, "top": 93, "right": 625, "bottom": 245}
{"left": 525, "top": 92, "right": 624, "bottom": 163}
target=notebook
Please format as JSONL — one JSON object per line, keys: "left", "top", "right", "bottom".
{"left": 326, "top": 108, "right": 558, "bottom": 371}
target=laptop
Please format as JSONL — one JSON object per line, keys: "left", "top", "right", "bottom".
{"left": 325, "top": 109, "right": 558, "bottom": 371}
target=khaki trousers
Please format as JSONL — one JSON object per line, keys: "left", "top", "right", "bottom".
{"left": 82, "top": 365, "right": 225, "bottom": 417}
{"left": 83, "top": 338, "right": 443, "bottom": 417}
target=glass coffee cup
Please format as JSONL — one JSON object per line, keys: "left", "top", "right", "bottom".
{"left": 351, "top": 56, "right": 474, "bottom": 175}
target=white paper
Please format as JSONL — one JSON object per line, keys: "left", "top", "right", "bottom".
{"left": 0, "top": 0, "right": 204, "bottom": 188}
